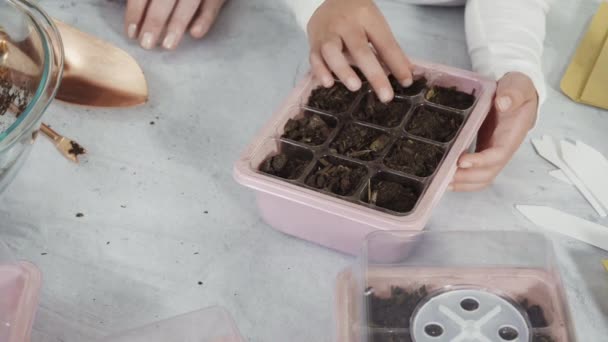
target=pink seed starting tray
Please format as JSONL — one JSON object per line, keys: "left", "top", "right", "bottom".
{"left": 0, "top": 259, "right": 42, "bottom": 342}
{"left": 234, "top": 61, "right": 496, "bottom": 254}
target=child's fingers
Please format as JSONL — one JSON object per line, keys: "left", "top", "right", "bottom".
{"left": 163, "top": 0, "right": 202, "bottom": 50}
{"left": 320, "top": 37, "right": 361, "bottom": 91}
{"left": 366, "top": 20, "right": 412, "bottom": 86}
{"left": 310, "top": 52, "right": 334, "bottom": 88}
{"left": 125, "top": 0, "right": 149, "bottom": 39}
{"left": 495, "top": 72, "right": 537, "bottom": 112}
{"left": 458, "top": 148, "right": 508, "bottom": 170}
{"left": 190, "top": 0, "right": 226, "bottom": 39}
{"left": 342, "top": 30, "right": 392, "bottom": 102}
{"left": 449, "top": 182, "right": 490, "bottom": 192}
{"left": 138, "top": 0, "right": 177, "bottom": 49}
{"left": 452, "top": 166, "right": 499, "bottom": 185}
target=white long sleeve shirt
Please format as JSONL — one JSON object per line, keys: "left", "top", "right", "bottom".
{"left": 285, "top": 0, "right": 552, "bottom": 105}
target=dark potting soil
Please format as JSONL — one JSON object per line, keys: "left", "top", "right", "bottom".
{"left": 365, "top": 180, "right": 419, "bottom": 213}
{"left": 330, "top": 124, "right": 391, "bottom": 161}
{"left": 426, "top": 86, "right": 475, "bottom": 110}
{"left": 307, "top": 82, "right": 359, "bottom": 114}
{"left": 390, "top": 76, "right": 428, "bottom": 97}
{"left": 384, "top": 139, "right": 444, "bottom": 177}
{"left": 259, "top": 153, "right": 309, "bottom": 180}
{"left": 305, "top": 157, "right": 367, "bottom": 196}
{"left": 282, "top": 112, "right": 336, "bottom": 146}
{"left": 521, "top": 299, "right": 549, "bottom": 328}
{"left": 69, "top": 141, "right": 86, "bottom": 157}
{"left": 405, "top": 106, "right": 464, "bottom": 143}
{"left": 367, "top": 286, "right": 428, "bottom": 329}
{"left": 353, "top": 93, "right": 410, "bottom": 128}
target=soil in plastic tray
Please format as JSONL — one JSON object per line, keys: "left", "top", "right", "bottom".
{"left": 330, "top": 124, "right": 391, "bottom": 161}
{"left": 259, "top": 153, "right": 309, "bottom": 180}
{"left": 384, "top": 138, "right": 444, "bottom": 177}
{"left": 390, "top": 76, "right": 428, "bottom": 97}
{"left": 305, "top": 157, "right": 367, "bottom": 196}
{"left": 282, "top": 112, "right": 336, "bottom": 146}
{"left": 425, "top": 85, "right": 475, "bottom": 110}
{"left": 405, "top": 106, "right": 464, "bottom": 143}
{"left": 307, "top": 82, "right": 360, "bottom": 114}
{"left": 363, "top": 179, "right": 420, "bottom": 213}
{"left": 353, "top": 92, "right": 410, "bottom": 128}
{"left": 366, "top": 286, "right": 555, "bottom": 342}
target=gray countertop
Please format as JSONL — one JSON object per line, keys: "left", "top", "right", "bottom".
{"left": 1, "top": 0, "right": 607, "bottom": 341}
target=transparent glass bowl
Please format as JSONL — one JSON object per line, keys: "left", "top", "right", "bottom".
{"left": 0, "top": 0, "right": 63, "bottom": 193}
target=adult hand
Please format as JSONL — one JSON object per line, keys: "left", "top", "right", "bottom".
{"left": 124, "top": 0, "right": 227, "bottom": 50}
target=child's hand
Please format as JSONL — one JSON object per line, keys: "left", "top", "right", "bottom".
{"left": 125, "top": 0, "right": 226, "bottom": 50}
{"left": 307, "top": 0, "right": 413, "bottom": 102}
{"left": 450, "top": 72, "right": 538, "bottom": 191}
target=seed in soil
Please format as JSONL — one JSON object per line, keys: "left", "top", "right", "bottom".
{"left": 353, "top": 92, "right": 410, "bottom": 128}
{"left": 425, "top": 85, "right": 475, "bottom": 110}
{"left": 282, "top": 111, "right": 336, "bottom": 146}
{"left": 307, "top": 82, "right": 360, "bottom": 114}
{"left": 405, "top": 106, "right": 464, "bottom": 143}
{"left": 384, "top": 138, "right": 444, "bottom": 177}
{"left": 305, "top": 157, "right": 367, "bottom": 196}
{"left": 364, "top": 177, "right": 420, "bottom": 213}
{"left": 367, "top": 286, "right": 428, "bottom": 329}
{"left": 259, "top": 153, "right": 310, "bottom": 180}
{"left": 330, "top": 124, "right": 390, "bottom": 161}
{"left": 390, "top": 75, "right": 428, "bottom": 97}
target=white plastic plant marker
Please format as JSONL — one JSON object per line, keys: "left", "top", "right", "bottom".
{"left": 516, "top": 205, "right": 608, "bottom": 251}
{"left": 561, "top": 140, "right": 608, "bottom": 211}
{"left": 531, "top": 135, "right": 606, "bottom": 217}
{"left": 549, "top": 170, "right": 572, "bottom": 185}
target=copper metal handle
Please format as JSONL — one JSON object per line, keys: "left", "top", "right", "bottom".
{"left": 40, "top": 123, "right": 60, "bottom": 141}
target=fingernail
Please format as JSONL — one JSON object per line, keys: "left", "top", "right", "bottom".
{"left": 378, "top": 88, "right": 392, "bottom": 102}
{"left": 346, "top": 77, "right": 361, "bottom": 91}
{"left": 127, "top": 24, "right": 137, "bottom": 39}
{"left": 322, "top": 76, "right": 333, "bottom": 87}
{"left": 401, "top": 78, "right": 413, "bottom": 87}
{"left": 191, "top": 25, "right": 204, "bottom": 37}
{"left": 140, "top": 32, "right": 154, "bottom": 50}
{"left": 163, "top": 32, "right": 177, "bottom": 50}
{"left": 459, "top": 161, "right": 473, "bottom": 168}
{"left": 496, "top": 96, "right": 512, "bottom": 112}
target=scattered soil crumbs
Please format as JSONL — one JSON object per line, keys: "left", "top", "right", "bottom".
{"left": 405, "top": 107, "right": 463, "bottom": 143}
{"left": 69, "top": 141, "right": 86, "bottom": 157}
{"left": 330, "top": 124, "right": 390, "bottom": 161}
{"left": 282, "top": 112, "right": 336, "bottom": 145}
{"left": 305, "top": 157, "right": 367, "bottom": 196}
{"left": 384, "top": 139, "right": 444, "bottom": 177}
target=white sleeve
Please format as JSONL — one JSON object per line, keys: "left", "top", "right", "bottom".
{"left": 465, "top": 0, "right": 553, "bottom": 105}
{"left": 283, "top": 0, "right": 323, "bottom": 31}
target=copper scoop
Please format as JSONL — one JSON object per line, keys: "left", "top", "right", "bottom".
{"left": 54, "top": 20, "right": 148, "bottom": 107}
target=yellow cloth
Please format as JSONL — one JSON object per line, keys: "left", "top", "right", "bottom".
{"left": 561, "top": 2, "right": 608, "bottom": 109}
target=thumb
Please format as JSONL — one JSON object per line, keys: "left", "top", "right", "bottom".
{"left": 494, "top": 72, "right": 537, "bottom": 113}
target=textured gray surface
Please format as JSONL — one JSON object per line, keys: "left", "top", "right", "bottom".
{"left": 0, "top": 0, "right": 606, "bottom": 341}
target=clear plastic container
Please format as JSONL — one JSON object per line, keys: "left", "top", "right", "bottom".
{"left": 0, "top": 0, "right": 64, "bottom": 193}
{"left": 0, "top": 239, "right": 42, "bottom": 342}
{"left": 335, "top": 231, "right": 576, "bottom": 342}
{"left": 234, "top": 61, "right": 496, "bottom": 254}
{"left": 100, "top": 306, "right": 244, "bottom": 342}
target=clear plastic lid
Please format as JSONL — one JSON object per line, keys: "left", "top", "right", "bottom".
{"left": 335, "top": 231, "right": 576, "bottom": 342}
{"left": 100, "top": 306, "right": 244, "bottom": 342}
{"left": 0, "top": 239, "right": 42, "bottom": 342}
